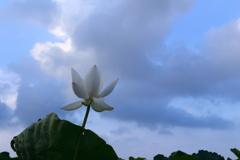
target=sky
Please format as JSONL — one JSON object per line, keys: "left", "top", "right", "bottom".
{"left": 1, "top": 0, "right": 240, "bottom": 159}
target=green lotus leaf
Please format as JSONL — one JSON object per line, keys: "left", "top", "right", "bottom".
{"left": 154, "top": 154, "right": 169, "bottom": 160}
{"left": 169, "top": 150, "right": 188, "bottom": 159}
{"left": 171, "top": 155, "right": 199, "bottom": 160}
{"left": 230, "top": 148, "right": 240, "bottom": 158}
{"left": 192, "top": 150, "right": 224, "bottom": 160}
{"left": 11, "top": 112, "right": 118, "bottom": 160}
{"left": 129, "top": 157, "right": 146, "bottom": 160}
{"left": 0, "top": 152, "right": 10, "bottom": 158}
{"left": 0, "top": 152, "right": 18, "bottom": 160}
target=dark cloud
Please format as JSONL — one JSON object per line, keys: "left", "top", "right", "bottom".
{"left": 8, "top": 58, "right": 67, "bottom": 127}
{"left": 67, "top": 0, "right": 237, "bottom": 130}
{"left": 0, "top": 83, "right": 11, "bottom": 95}
{"left": 98, "top": 35, "right": 238, "bottom": 130}
{"left": 72, "top": 0, "right": 193, "bottom": 79}
{"left": 69, "top": 0, "right": 200, "bottom": 100}
{"left": 158, "top": 129, "right": 173, "bottom": 135}
{"left": 103, "top": 98, "right": 233, "bottom": 130}
{"left": 153, "top": 21, "right": 240, "bottom": 100}
{"left": 110, "top": 126, "right": 130, "bottom": 136}
{"left": 123, "top": 137, "right": 139, "bottom": 143}
{"left": 3, "top": 0, "right": 238, "bottom": 131}
{"left": 3, "top": 0, "right": 60, "bottom": 27}
{"left": 0, "top": 102, "right": 12, "bottom": 129}
{"left": 14, "top": 79, "right": 65, "bottom": 126}
{"left": 8, "top": 58, "right": 45, "bottom": 82}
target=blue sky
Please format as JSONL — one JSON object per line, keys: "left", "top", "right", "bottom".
{"left": 1, "top": 0, "right": 240, "bottom": 159}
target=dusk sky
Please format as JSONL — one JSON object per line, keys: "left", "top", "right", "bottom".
{"left": 1, "top": 0, "right": 240, "bottom": 159}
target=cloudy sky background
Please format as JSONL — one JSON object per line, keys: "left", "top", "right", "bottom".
{"left": 1, "top": 0, "right": 240, "bottom": 159}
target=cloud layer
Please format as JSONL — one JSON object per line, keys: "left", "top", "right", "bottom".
{"left": 2, "top": 1, "right": 240, "bottom": 159}
{"left": 1, "top": 0, "right": 240, "bottom": 133}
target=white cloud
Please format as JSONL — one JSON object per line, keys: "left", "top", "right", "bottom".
{"left": 56, "top": 0, "right": 97, "bottom": 36}
{"left": 30, "top": 38, "right": 97, "bottom": 78}
{"left": 0, "top": 68, "right": 19, "bottom": 110}
{"left": 49, "top": 26, "right": 68, "bottom": 39}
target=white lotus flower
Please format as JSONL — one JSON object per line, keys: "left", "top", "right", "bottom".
{"left": 61, "top": 65, "right": 119, "bottom": 112}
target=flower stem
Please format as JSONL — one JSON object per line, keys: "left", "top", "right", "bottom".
{"left": 82, "top": 104, "right": 91, "bottom": 129}
{"left": 74, "top": 102, "right": 91, "bottom": 160}
{"left": 74, "top": 130, "right": 83, "bottom": 160}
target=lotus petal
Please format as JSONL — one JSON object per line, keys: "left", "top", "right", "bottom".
{"left": 98, "top": 71, "right": 104, "bottom": 95}
{"left": 84, "top": 65, "right": 101, "bottom": 97}
{"left": 71, "top": 68, "right": 84, "bottom": 87}
{"left": 98, "top": 78, "right": 119, "bottom": 97}
{"left": 61, "top": 101, "right": 83, "bottom": 111}
{"left": 72, "top": 82, "right": 89, "bottom": 99}
{"left": 91, "top": 97, "right": 114, "bottom": 112}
